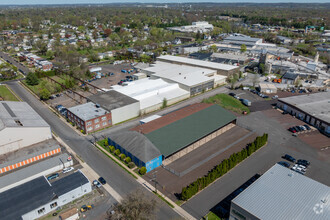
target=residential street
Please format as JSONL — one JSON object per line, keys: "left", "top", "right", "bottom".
{"left": 0, "top": 51, "right": 30, "bottom": 75}
{"left": 6, "top": 81, "right": 181, "bottom": 220}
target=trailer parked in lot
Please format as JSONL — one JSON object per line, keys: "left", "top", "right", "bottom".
{"left": 242, "top": 99, "right": 251, "bottom": 106}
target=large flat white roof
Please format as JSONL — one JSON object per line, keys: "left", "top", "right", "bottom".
{"left": 111, "top": 78, "right": 189, "bottom": 110}
{"left": 146, "top": 62, "right": 215, "bottom": 87}
{"left": 232, "top": 164, "right": 330, "bottom": 220}
{"left": 157, "top": 55, "right": 238, "bottom": 71}
{"left": 0, "top": 101, "right": 49, "bottom": 131}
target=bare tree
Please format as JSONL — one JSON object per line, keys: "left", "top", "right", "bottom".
{"left": 107, "top": 190, "right": 158, "bottom": 220}
{"left": 252, "top": 74, "right": 260, "bottom": 87}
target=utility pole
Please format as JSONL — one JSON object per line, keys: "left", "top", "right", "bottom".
{"left": 150, "top": 171, "right": 158, "bottom": 193}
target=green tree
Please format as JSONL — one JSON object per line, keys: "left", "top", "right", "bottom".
{"left": 139, "top": 167, "right": 147, "bottom": 175}
{"left": 240, "top": 44, "right": 247, "bottom": 53}
{"left": 26, "top": 72, "right": 39, "bottom": 86}
{"left": 115, "top": 149, "right": 121, "bottom": 156}
{"left": 162, "top": 98, "right": 167, "bottom": 109}
{"left": 210, "top": 45, "right": 218, "bottom": 53}
{"left": 39, "top": 88, "right": 50, "bottom": 100}
{"left": 120, "top": 154, "right": 126, "bottom": 161}
{"left": 125, "top": 157, "right": 131, "bottom": 164}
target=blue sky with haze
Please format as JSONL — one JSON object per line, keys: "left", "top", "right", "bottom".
{"left": 0, "top": 0, "right": 329, "bottom": 5}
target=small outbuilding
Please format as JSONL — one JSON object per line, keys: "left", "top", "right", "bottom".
{"left": 259, "top": 83, "right": 277, "bottom": 94}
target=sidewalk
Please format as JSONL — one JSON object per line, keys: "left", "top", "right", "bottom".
{"left": 53, "top": 135, "right": 123, "bottom": 203}
{"left": 95, "top": 143, "right": 196, "bottom": 220}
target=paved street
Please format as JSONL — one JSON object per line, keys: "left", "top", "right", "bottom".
{"left": 0, "top": 51, "right": 30, "bottom": 75}
{"left": 6, "top": 81, "right": 180, "bottom": 220}
{"left": 182, "top": 110, "right": 330, "bottom": 219}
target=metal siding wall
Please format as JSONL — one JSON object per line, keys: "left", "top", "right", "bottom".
{"left": 146, "top": 155, "right": 162, "bottom": 173}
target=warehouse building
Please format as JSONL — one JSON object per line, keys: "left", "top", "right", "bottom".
{"left": 230, "top": 164, "right": 330, "bottom": 220}
{"left": 210, "top": 53, "right": 249, "bottom": 65}
{"left": 87, "top": 90, "right": 140, "bottom": 125}
{"left": 0, "top": 101, "right": 52, "bottom": 155}
{"left": 143, "top": 61, "right": 227, "bottom": 94}
{"left": 67, "top": 102, "right": 112, "bottom": 134}
{"left": 108, "top": 131, "right": 162, "bottom": 173}
{"left": 156, "top": 55, "right": 239, "bottom": 76}
{"left": 0, "top": 153, "right": 73, "bottom": 193}
{"left": 0, "top": 170, "right": 91, "bottom": 220}
{"left": 277, "top": 92, "right": 330, "bottom": 136}
{"left": 111, "top": 78, "right": 190, "bottom": 114}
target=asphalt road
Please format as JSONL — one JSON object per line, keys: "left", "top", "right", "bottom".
{"left": 0, "top": 51, "right": 30, "bottom": 75}
{"left": 7, "top": 81, "right": 180, "bottom": 220}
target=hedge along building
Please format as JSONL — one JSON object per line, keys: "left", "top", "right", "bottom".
{"left": 107, "top": 131, "right": 162, "bottom": 173}
{"left": 108, "top": 103, "right": 237, "bottom": 173}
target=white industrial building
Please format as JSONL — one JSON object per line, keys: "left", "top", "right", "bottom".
{"left": 230, "top": 164, "right": 330, "bottom": 220}
{"left": 111, "top": 78, "right": 190, "bottom": 114}
{"left": 0, "top": 170, "right": 91, "bottom": 220}
{"left": 145, "top": 61, "right": 225, "bottom": 95}
{"left": 157, "top": 55, "right": 239, "bottom": 76}
{"left": 168, "top": 21, "right": 214, "bottom": 33}
{"left": 0, "top": 101, "right": 52, "bottom": 155}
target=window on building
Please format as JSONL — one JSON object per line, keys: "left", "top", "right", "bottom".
{"left": 108, "top": 120, "right": 111, "bottom": 124}
{"left": 95, "top": 124, "right": 100, "bottom": 129}
{"left": 38, "top": 208, "right": 45, "bottom": 214}
{"left": 102, "top": 122, "right": 107, "bottom": 126}
{"left": 50, "top": 202, "right": 57, "bottom": 209}
{"left": 87, "top": 121, "right": 92, "bottom": 126}
{"left": 102, "top": 116, "right": 107, "bottom": 121}
{"left": 94, "top": 119, "right": 99, "bottom": 123}
{"left": 87, "top": 127, "right": 93, "bottom": 131}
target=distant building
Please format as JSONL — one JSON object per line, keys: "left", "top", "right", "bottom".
{"left": 157, "top": 55, "right": 239, "bottom": 76}
{"left": 277, "top": 92, "right": 330, "bottom": 135}
{"left": 230, "top": 164, "right": 330, "bottom": 220}
{"left": 0, "top": 101, "right": 52, "bottom": 155}
{"left": 168, "top": 21, "right": 213, "bottom": 33}
{"left": 0, "top": 170, "right": 91, "bottom": 220}
{"left": 281, "top": 72, "right": 299, "bottom": 85}
{"left": 67, "top": 102, "right": 112, "bottom": 134}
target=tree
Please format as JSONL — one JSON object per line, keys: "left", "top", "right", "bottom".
{"left": 210, "top": 45, "right": 217, "bottom": 53}
{"left": 108, "top": 190, "right": 158, "bottom": 220}
{"left": 115, "top": 149, "right": 121, "bottom": 156}
{"left": 240, "top": 44, "right": 247, "bottom": 53}
{"left": 252, "top": 74, "right": 260, "bottom": 87}
{"left": 39, "top": 88, "right": 50, "bottom": 100}
{"left": 227, "top": 73, "right": 238, "bottom": 89}
{"left": 26, "top": 72, "right": 39, "bottom": 86}
{"left": 162, "top": 98, "right": 167, "bottom": 109}
{"left": 139, "top": 167, "right": 147, "bottom": 175}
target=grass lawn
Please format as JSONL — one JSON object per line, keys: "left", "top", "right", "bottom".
{"left": 0, "top": 85, "right": 19, "bottom": 101}
{"left": 202, "top": 93, "right": 250, "bottom": 114}
{"left": 205, "top": 211, "right": 222, "bottom": 220}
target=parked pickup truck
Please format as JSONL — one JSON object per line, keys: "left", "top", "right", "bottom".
{"left": 241, "top": 99, "right": 251, "bottom": 107}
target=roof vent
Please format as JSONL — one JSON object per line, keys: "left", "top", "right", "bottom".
{"left": 184, "top": 77, "right": 186, "bottom": 79}
{"left": 95, "top": 104, "right": 100, "bottom": 108}
{"left": 179, "top": 73, "right": 181, "bottom": 75}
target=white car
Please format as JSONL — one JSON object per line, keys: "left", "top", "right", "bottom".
{"left": 63, "top": 167, "right": 74, "bottom": 174}
{"left": 291, "top": 164, "right": 306, "bottom": 174}
{"left": 93, "top": 180, "right": 102, "bottom": 188}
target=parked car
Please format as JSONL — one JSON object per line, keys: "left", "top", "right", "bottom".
{"left": 304, "top": 124, "right": 311, "bottom": 130}
{"left": 234, "top": 95, "right": 240, "bottom": 100}
{"left": 80, "top": 205, "right": 93, "bottom": 212}
{"left": 93, "top": 180, "right": 102, "bottom": 188}
{"left": 297, "top": 159, "right": 310, "bottom": 167}
{"left": 282, "top": 154, "right": 296, "bottom": 163}
{"left": 291, "top": 164, "right": 306, "bottom": 175}
{"left": 63, "top": 167, "right": 74, "bottom": 174}
{"left": 98, "top": 177, "right": 106, "bottom": 185}
{"left": 277, "top": 161, "right": 290, "bottom": 168}
{"left": 295, "top": 126, "right": 302, "bottom": 132}
{"left": 299, "top": 125, "right": 306, "bottom": 131}
{"left": 229, "top": 92, "right": 236, "bottom": 97}
{"left": 272, "top": 95, "right": 279, "bottom": 99}
{"left": 47, "top": 173, "right": 59, "bottom": 181}
{"left": 241, "top": 99, "right": 251, "bottom": 107}
{"left": 288, "top": 127, "right": 296, "bottom": 133}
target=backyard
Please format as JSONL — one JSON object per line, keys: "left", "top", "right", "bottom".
{"left": 0, "top": 85, "right": 19, "bottom": 101}
{"left": 202, "top": 94, "right": 250, "bottom": 114}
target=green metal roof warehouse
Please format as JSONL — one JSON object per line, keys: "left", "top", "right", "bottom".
{"left": 145, "top": 104, "right": 236, "bottom": 158}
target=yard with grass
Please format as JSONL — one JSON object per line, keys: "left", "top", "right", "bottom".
{"left": 205, "top": 211, "right": 223, "bottom": 220}
{"left": 202, "top": 94, "right": 250, "bottom": 114}
{"left": 0, "top": 85, "right": 19, "bottom": 101}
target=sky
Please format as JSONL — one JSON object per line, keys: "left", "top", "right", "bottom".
{"left": 0, "top": 0, "right": 329, "bottom": 5}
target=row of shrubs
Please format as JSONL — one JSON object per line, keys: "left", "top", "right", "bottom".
{"left": 101, "top": 139, "right": 147, "bottom": 175}
{"left": 180, "top": 133, "right": 268, "bottom": 201}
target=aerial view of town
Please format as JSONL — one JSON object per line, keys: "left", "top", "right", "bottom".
{"left": 0, "top": 0, "right": 329, "bottom": 219}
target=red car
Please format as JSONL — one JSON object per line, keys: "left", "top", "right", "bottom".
{"left": 289, "top": 127, "right": 296, "bottom": 133}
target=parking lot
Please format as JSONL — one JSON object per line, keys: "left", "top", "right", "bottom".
{"left": 144, "top": 125, "right": 257, "bottom": 202}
